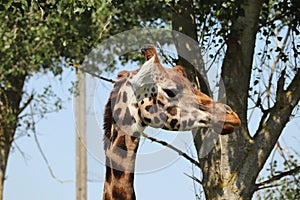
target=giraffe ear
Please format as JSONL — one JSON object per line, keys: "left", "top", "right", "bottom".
{"left": 130, "top": 56, "right": 156, "bottom": 89}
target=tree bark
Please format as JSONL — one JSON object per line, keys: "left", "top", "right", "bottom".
{"left": 171, "top": 0, "right": 275, "bottom": 199}
{"left": 0, "top": 74, "right": 26, "bottom": 200}
{"left": 171, "top": 1, "right": 300, "bottom": 199}
{"left": 171, "top": 0, "right": 210, "bottom": 96}
{"left": 0, "top": 125, "right": 14, "bottom": 200}
{"left": 210, "top": 0, "right": 264, "bottom": 199}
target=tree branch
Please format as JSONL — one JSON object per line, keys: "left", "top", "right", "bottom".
{"left": 184, "top": 172, "right": 202, "bottom": 184}
{"left": 141, "top": 132, "right": 200, "bottom": 167}
{"left": 255, "top": 166, "right": 300, "bottom": 190}
{"left": 254, "top": 69, "right": 300, "bottom": 173}
{"left": 29, "top": 104, "right": 73, "bottom": 184}
{"left": 255, "top": 183, "right": 281, "bottom": 191}
{"left": 17, "top": 93, "right": 34, "bottom": 116}
{"left": 32, "top": 129, "right": 73, "bottom": 183}
{"left": 68, "top": 62, "right": 115, "bottom": 83}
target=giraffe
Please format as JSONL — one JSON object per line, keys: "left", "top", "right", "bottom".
{"left": 102, "top": 45, "right": 241, "bottom": 200}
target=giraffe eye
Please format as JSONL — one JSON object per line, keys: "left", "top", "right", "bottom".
{"left": 163, "top": 88, "right": 177, "bottom": 98}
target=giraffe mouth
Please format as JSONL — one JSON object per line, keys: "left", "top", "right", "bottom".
{"left": 221, "top": 123, "right": 235, "bottom": 135}
{"left": 212, "top": 118, "right": 241, "bottom": 135}
{"left": 220, "top": 120, "right": 241, "bottom": 135}
{"left": 219, "top": 106, "right": 241, "bottom": 135}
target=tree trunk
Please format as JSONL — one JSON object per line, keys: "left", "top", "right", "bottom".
{"left": 0, "top": 74, "right": 26, "bottom": 200}
{"left": 198, "top": 0, "right": 264, "bottom": 199}
{"left": 0, "top": 127, "right": 14, "bottom": 200}
{"left": 171, "top": 0, "right": 210, "bottom": 96}
{"left": 171, "top": 1, "right": 300, "bottom": 199}
{"left": 172, "top": 0, "right": 268, "bottom": 199}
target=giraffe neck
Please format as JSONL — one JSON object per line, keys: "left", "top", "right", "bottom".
{"left": 102, "top": 69, "right": 145, "bottom": 200}
{"left": 103, "top": 125, "right": 141, "bottom": 200}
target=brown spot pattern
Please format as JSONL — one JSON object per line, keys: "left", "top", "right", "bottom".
{"left": 166, "top": 106, "right": 177, "bottom": 116}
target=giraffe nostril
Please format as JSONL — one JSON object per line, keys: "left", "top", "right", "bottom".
{"left": 199, "top": 120, "right": 207, "bottom": 124}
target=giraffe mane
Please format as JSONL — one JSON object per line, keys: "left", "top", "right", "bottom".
{"left": 103, "top": 71, "right": 129, "bottom": 150}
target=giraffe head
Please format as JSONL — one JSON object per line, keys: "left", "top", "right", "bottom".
{"left": 102, "top": 45, "right": 241, "bottom": 200}
{"left": 110, "top": 45, "right": 240, "bottom": 136}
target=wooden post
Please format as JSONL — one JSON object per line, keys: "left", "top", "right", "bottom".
{"left": 75, "top": 68, "right": 87, "bottom": 200}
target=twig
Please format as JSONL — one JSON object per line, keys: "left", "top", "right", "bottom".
{"left": 13, "top": 142, "right": 30, "bottom": 166}
{"left": 255, "top": 183, "right": 281, "bottom": 191}
{"left": 141, "top": 132, "right": 200, "bottom": 167}
{"left": 67, "top": 62, "right": 115, "bottom": 83}
{"left": 29, "top": 104, "right": 73, "bottom": 184}
{"left": 276, "top": 141, "right": 300, "bottom": 183}
{"left": 99, "top": 14, "right": 112, "bottom": 40}
{"left": 155, "top": 41, "right": 176, "bottom": 67}
{"left": 17, "top": 93, "right": 34, "bottom": 115}
{"left": 255, "top": 165, "right": 300, "bottom": 190}
{"left": 266, "top": 26, "right": 291, "bottom": 108}
{"left": 33, "top": 131, "right": 73, "bottom": 183}
{"left": 206, "top": 41, "right": 226, "bottom": 72}
{"left": 184, "top": 172, "right": 202, "bottom": 184}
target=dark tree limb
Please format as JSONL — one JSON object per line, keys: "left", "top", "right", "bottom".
{"left": 17, "top": 94, "right": 34, "bottom": 115}
{"left": 254, "top": 69, "right": 300, "bottom": 178}
{"left": 171, "top": 0, "right": 210, "bottom": 96}
{"left": 255, "top": 166, "right": 300, "bottom": 191}
{"left": 68, "top": 62, "right": 115, "bottom": 83}
{"left": 184, "top": 172, "right": 202, "bottom": 184}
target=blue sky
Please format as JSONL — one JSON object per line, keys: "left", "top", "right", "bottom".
{"left": 4, "top": 56, "right": 300, "bottom": 200}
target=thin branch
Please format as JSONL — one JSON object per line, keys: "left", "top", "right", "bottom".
{"left": 265, "top": 26, "right": 289, "bottom": 108}
{"left": 184, "top": 172, "right": 202, "bottom": 184}
{"left": 156, "top": 41, "right": 177, "bottom": 67}
{"left": 68, "top": 62, "right": 115, "bottom": 83}
{"left": 33, "top": 131, "right": 73, "bottom": 183}
{"left": 255, "top": 183, "right": 281, "bottom": 191}
{"left": 256, "top": 165, "right": 300, "bottom": 190}
{"left": 253, "top": 69, "right": 300, "bottom": 184}
{"left": 17, "top": 93, "right": 34, "bottom": 115}
{"left": 276, "top": 142, "right": 300, "bottom": 183}
{"left": 185, "top": 144, "right": 203, "bottom": 198}
{"left": 13, "top": 142, "right": 30, "bottom": 165}
{"left": 99, "top": 14, "right": 112, "bottom": 40}
{"left": 29, "top": 104, "right": 73, "bottom": 184}
{"left": 255, "top": 107, "right": 271, "bottom": 136}
{"left": 206, "top": 41, "right": 226, "bottom": 72}
{"left": 141, "top": 132, "right": 200, "bottom": 167}
{"left": 275, "top": 67, "right": 287, "bottom": 99}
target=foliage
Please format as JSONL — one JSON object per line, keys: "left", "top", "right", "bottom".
{"left": 0, "top": 0, "right": 112, "bottom": 79}
{"left": 95, "top": 0, "right": 173, "bottom": 70}
{"left": 0, "top": 1, "right": 113, "bottom": 198}
{"left": 0, "top": 0, "right": 113, "bottom": 131}
{"left": 257, "top": 147, "right": 300, "bottom": 199}
{"left": 248, "top": 0, "right": 299, "bottom": 114}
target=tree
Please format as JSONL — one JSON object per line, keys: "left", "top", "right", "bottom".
{"left": 106, "top": 0, "right": 300, "bottom": 199}
{"left": 1, "top": 0, "right": 299, "bottom": 199}
{"left": 0, "top": 1, "right": 112, "bottom": 199}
